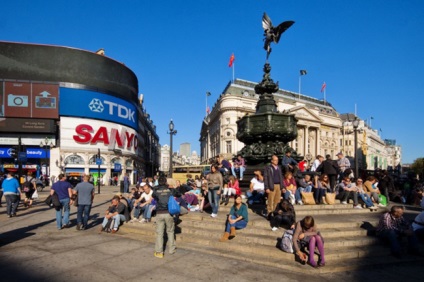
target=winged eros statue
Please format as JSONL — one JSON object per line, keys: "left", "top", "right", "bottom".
{"left": 262, "top": 12, "right": 294, "bottom": 60}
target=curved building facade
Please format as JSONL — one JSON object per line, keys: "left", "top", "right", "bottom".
{"left": 0, "top": 41, "right": 160, "bottom": 185}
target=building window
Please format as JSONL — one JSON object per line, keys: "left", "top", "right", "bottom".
{"left": 64, "top": 155, "right": 85, "bottom": 165}
{"left": 226, "top": 141, "right": 232, "bottom": 154}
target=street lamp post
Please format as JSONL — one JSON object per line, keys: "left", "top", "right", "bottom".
{"left": 352, "top": 118, "right": 360, "bottom": 178}
{"left": 40, "top": 137, "right": 54, "bottom": 178}
{"left": 168, "top": 119, "right": 177, "bottom": 177}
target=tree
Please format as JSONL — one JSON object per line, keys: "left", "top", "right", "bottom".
{"left": 411, "top": 157, "right": 424, "bottom": 180}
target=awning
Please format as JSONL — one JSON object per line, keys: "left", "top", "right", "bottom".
{"left": 65, "top": 168, "right": 84, "bottom": 173}
{"left": 89, "top": 169, "right": 106, "bottom": 173}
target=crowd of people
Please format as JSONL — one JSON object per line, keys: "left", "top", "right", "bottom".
{"left": 1, "top": 151, "right": 423, "bottom": 267}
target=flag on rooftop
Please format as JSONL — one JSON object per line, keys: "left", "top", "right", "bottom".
{"left": 320, "top": 81, "right": 326, "bottom": 93}
{"left": 300, "top": 70, "right": 307, "bottom": 75}
{"left": 228, "top": 53, "right": 235, "bottom": 67}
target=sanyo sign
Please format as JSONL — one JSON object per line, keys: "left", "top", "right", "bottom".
{"left": 60, "top": 117, "right": 138, "bottom": 154}
{"left": 59, "top": 88, "right": 138, "bottom": 129}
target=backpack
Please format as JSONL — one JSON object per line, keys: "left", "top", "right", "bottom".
{"left": 280, "top": 229, "right": 294, "bottom": 253}
{"left": 23, "top": 177, "right": 34, "bottom": 192}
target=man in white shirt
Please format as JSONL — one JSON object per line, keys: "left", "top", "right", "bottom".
{"left": 131, "top": 184, "right": 154, "bottom": 223}
{"left": 246, "top": 170, "right": 265, "bottom": 205}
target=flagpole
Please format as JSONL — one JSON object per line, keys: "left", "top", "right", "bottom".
{"left": 298, "top": 75, "right": 301, "bottom": 100}
{"left": 232, "top": 62, "right": 235, "bottom": 82}
{"left": 324, "top": 88, "right": 326, "bottom": 103}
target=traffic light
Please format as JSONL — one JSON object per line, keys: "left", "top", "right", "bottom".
{"left": 10, "top": 146, "right": 18, "bottom": 158}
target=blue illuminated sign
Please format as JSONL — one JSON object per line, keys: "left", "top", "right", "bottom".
{"left": 59, "top": 88, "right": 137, "bottom": 130}
{"left": 0, "top": 148, "right": 48, "bottom": 158}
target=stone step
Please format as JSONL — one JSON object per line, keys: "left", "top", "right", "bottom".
{"left": 181, "top": 212, "right": 381, "bottom": 230}
{"left": 210, "top": 204, "right": 387, "bottom": 216}
{"left": 177, "top": 219, "right": 369, "bottom": 237}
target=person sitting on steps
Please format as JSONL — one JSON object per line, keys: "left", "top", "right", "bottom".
{"left": 313, "top": 174, "right": 328, "bottom": 205}
{"left": 271, "top": 199, "right": 296, "bottom": 231}
{"left": 293, "top": 216, "right": 326, "bottom": 268}
{"left": 246, "top": 169, "right": 265, "bottom": 205}
{"left": 355, "top": 178, "right": 378, "bottom": 211}
{"left": 336, "top": 176, "right": 361, "bottom": 209}
{"left": 219, "top": 195, "right": 248, "bottom": 242}
{"left": 283, "top": 171, "right": 302, "bottom": 205}
{"left": 231, "top": 154, "right": 246, "bottom": 181}
{"left": 99, "top": 196, "right": 127, "bottom": 234}
{"left": 221, "top": 175, "right": 240, "bottom": 205}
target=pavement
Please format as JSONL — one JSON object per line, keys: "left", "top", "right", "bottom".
{"left": 0, "top": 185, "right": 422, "bottom": 282}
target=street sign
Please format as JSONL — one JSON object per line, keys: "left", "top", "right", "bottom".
{"left": 96, "top": 158, "right": 102, "bottom": 165}
{"left": 18, "top": 151, "right": 27, "bottom": 162}
{"left": 114, "top": 163, "right": 121, "bottom": 172}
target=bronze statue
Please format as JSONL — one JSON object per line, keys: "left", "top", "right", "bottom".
{"left": 262, "top": 12, "right": 294, "bottom": 60}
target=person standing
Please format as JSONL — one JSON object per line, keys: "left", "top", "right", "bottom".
{"left": 316, "top": 155, "right": 338, "bottom": 192}
{"left": 73, "top": 174, "right": 95, "bottom": 230}
{"left": 310, "top": 155, "right": 324, "bottom": 172}
{"left": 123, "top": 173, "right": 130, "bottom": 193}
{"left": 152, "top": 176, "right": 176, "bottom": 258}
{"left": 336, "top": 152, "right": 351, "bottom": 180}
{"left": 2, "top": 172, "right": 21, "bottom": 217}
{"left": 207, "top": 164, "right": 223, "bottom": 218}
{"left": 50, "top": 173, "right": 73, "bottom": 230}
{"left": 264, "top": 155, "right": 285, "bottom": 220}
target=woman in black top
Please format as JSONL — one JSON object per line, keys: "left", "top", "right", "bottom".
{"left": 271, "top": 199, "right": 296, "bottom": 231}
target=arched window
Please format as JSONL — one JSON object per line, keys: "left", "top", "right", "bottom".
{"left": 111, "top": 157, "right": 122, "bottom": 165}
{"left": 125, "top": 159, "right": 133, "bottom": 168}
{"left": 89, "top": 156, "right": 106, "bottom": 165}
{"left": 64, "top": 155, "right": 85, "bottom": 165}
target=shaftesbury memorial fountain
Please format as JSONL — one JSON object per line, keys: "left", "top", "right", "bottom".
{"left": 237, "top": 13, "right": 301, "bottom": 172}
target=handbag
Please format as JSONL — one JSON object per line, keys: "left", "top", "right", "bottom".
{"left": 280, "top": 229, "right": 294, "bottom": 253}
{"left": 32, "top": 190, "right": 39, "bottom": 200}
{"left": 44, "top": 195, "right": 53, "bottom": 207}
{"left": 301, "top": 192, "right": 315, "bottom": 205}
{"left": 378, "top": 194, "right": 387, "bottom": 206}
{"left": 325, "top": 193, "right": 336, "bottom": 205}
{"left": 168, "top": 196, "right": 181, "bottom": 215}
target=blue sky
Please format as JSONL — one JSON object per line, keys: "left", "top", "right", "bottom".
{"left": 1, "top": 0, "right": 423, "bottom": 163}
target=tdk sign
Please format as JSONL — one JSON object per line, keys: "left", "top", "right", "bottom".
{"left": 60, "top": 88, "right": 137, "bottom": 130}
{"left": 88, "top": 99, "right": 135, "bottom": 123}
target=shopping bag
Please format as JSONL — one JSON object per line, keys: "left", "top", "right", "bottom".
{"left": 168, "top": 196, "right": 181, "bottom": 215}
{"left": 378, "top": 194, "right": 387, "bottom": 206}
{"left": 32, "top": 190, "right": 39, "bottom": 200}
{"left": 325, "top": 193, "right": 336, "bottom": 205}
{"left": 301, "top": 192, "right": 315, "bottom": 205}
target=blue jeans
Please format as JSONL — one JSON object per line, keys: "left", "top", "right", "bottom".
{"left": 299, "top": 185, "right": 312, "bottom": 193}
{"left": 358, "top": 193, "right": 374, "bottom": 207}
{"left": 56, "top": 198, "right": 70, "bottom": 229}
{"left": 225, "top": 215, "right": 247, "bottom": 232}
{"left": 208, "top": 189, "right": 220, "bottom": 214}
{"left": 5, "top": 194, "right": 19, "bottom": 215}
{"left": 231, "top": 166, "right": 245, "bottom": 179}
{"left": 284, "top": 189, "right": 301, "bottom": 203}
{"left": 143, "top": 204, "right": 155, "bottom": 219}
{"left": 102, "top": 214, "right": 125, "bottom": 229}
{"left": 378, "top": 229, "right": 419, "bottom": 255}
{"left": 246, "top": 190, "right": 264, "bottom": 204}
{"left": 77, "top": 204, "right": 91, "bottom": 227}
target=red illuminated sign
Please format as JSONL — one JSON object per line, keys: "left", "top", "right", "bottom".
{"left": 73, "top": 124, "right": 138, "bottom": 151}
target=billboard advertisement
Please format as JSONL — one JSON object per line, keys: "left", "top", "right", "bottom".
{"left": 0, "top": 81, "right": 59, "bottom": 118}
{"left": 60, "top": 117, "right": 139, "bottom": 155}
{"left": 59, "top": 87, "right": 137, "bottom": 130}
{"left": 0, "top": 147, "right": 49, "bottom": 158}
